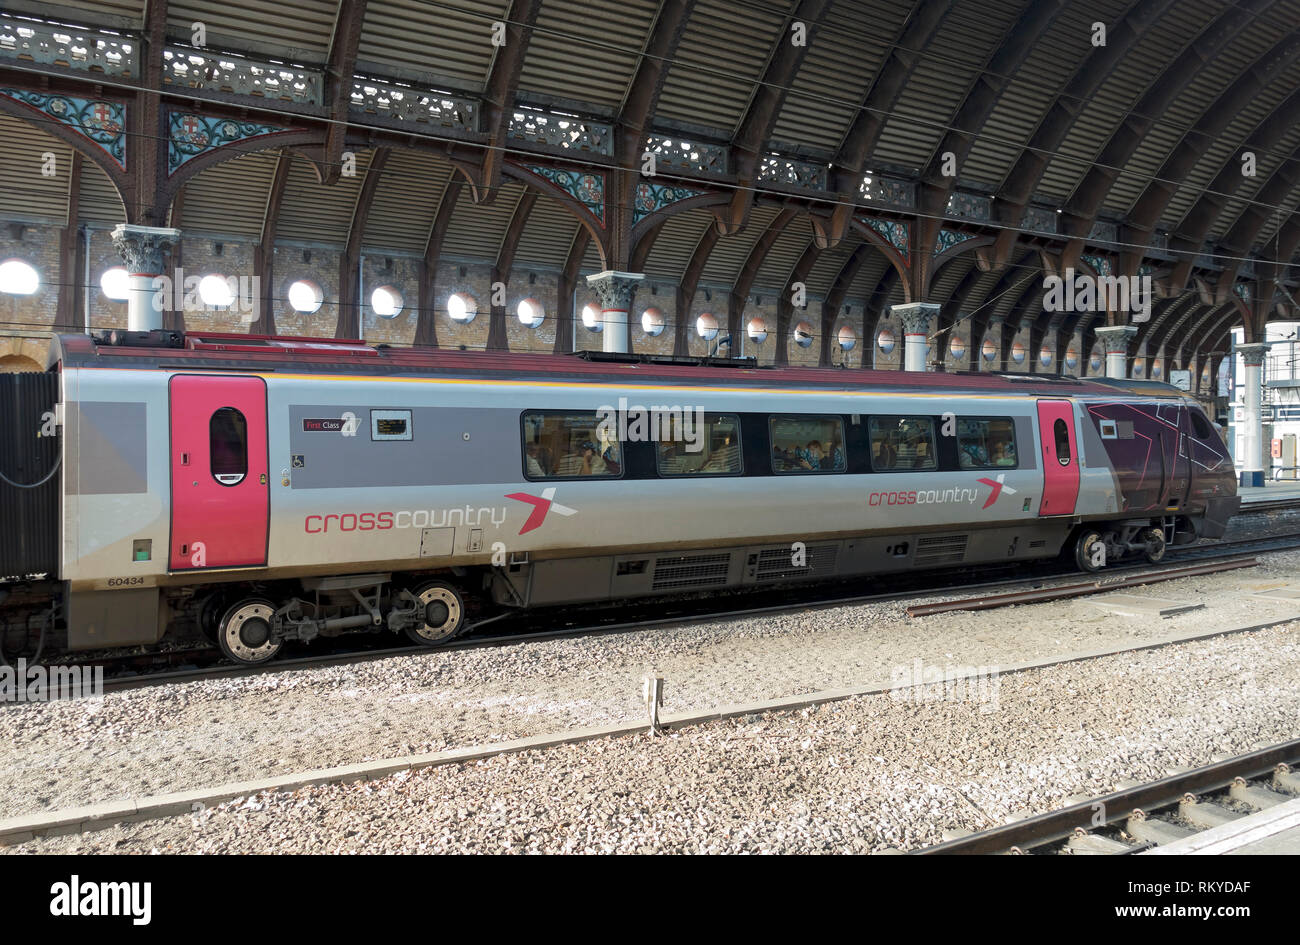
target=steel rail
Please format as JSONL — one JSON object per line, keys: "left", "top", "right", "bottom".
{"left": 912, "top": 738, "right": 1300, "bottom": 855}
{"left": 904, "top": 557, "right": 1260, "bottom": 617}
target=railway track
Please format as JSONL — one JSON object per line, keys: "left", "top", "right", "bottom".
{"left": 74, "top": 527, "right": 1300, "bottom": 693}
{"left": 912, "top": 738, "right": 1300, "bottom": 855}
{"left": 1237, "top": 497, "right": 1300, "bottom": 515}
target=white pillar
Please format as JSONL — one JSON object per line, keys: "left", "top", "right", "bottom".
{"left": 1237, "top": 342, "right": 1268, "bottom": 488}
{"left": 892, "top": 302, "right": 938, "bottom": 372}
{"left": 111, "top": 224, "right": 181, "bottom": 332}
{"left": 586, "top": 270, "right": 645, "bottom": 354}
{"left": 1095, "top": 325, "right": 1137, "bottom": 379}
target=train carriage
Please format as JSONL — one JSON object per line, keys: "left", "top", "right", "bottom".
{"left": 0, "top": 330, "right": 1239, "bottom": 664}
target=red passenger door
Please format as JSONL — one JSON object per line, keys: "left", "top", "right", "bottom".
{"left": 1037, "top": 399, "right": 1080, "bottom": 516}
{"left": 169, "top": 375, "right": 269, "bottom": 570}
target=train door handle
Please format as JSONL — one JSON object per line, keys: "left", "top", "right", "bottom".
{"left": 181, "top": 452, "right": 191, "bottom": 466}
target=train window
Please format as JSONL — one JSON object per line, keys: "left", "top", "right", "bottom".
{"left": 1190, "top": 409, "right": 1214, "bottom": 440}
{"left": 210, "top": 407, "right": 248, "bottom": 486}
{"left": 521, "top": 411, "right": 622, "bottom": 479}
{"left": 656, "top": 413, "right": 742, "bottom": 476}
{"left": 956, "top": 418, "right": 1018, "bottom": 469}
{"left": 770, "top": 416, "right": 846, "bottom": 473}
{"left": 1053, "top": 419, "right": 1071, "bottom": 466}
{"left": 870, "top": 416, "right": 937, "bottom": 471}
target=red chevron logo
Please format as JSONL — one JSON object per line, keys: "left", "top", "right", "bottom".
{"left": 975, "top": 473, "right": 1018, "bottom": 510}
{"left": 504, "top": 488, "right": 578, "bottom": 534}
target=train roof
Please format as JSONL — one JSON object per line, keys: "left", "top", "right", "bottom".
{"left": 50, "top": 331, "right": 1190, "bottom": 400}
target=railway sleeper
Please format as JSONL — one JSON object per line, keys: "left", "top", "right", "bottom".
{"left": 1178, "top": 796, "right": 1243, "bottom": 829}
{"left": 1126, "top": 811, "right": 1197, "bottom": 846}
{"left": 1229, "top": 779, "right": 1290, "bottom": 810}
{"left": 1067, "top": 830, "right": 1133, "bottom": 855}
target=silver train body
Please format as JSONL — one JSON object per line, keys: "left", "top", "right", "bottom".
{"left": 0, "top": 331, "right": 1239, "bottom": 663}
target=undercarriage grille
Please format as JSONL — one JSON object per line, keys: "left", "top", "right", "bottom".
{"left": 914, "top": 534, "right": 968, "bottom": 565}
{"left": 651, "top": 553, "right": 731, "bottom": 590}
{"left": 754, "top": 544, "right": 839, "bottom": 581}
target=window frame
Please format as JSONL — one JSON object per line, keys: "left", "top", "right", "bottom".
{"left": 953, "top": 415, "right": 1020, "bottom": 471}
{"left": 209, "top": 405, "right": 249, "bottom": 487}
{"left": 653, "top": 412, "right": 744, "bottom": 479}
{"left": 1053, "top": 418, "right": 1072, "bottom": 467}
{"left": 868, "top": 415, "right": 939, "bottom": 473}
{"left": 768, "top": 415, "right": 847, "bottom": 475}
{"left": 519, "top": 410, "right": 625, "bottom": 482}
{"left": 1189, "top": 408, "right": 1214, "bottom": 441}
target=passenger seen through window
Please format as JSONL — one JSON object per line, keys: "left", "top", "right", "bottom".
{"left": 522, "top": 412, "right": 621, "bottom": 479}
{"left": 869, "top": 416, "right": 936, "bottom": 471}
{"left": 770, "top": 417, "right": 846, "bottom": 473}
{"left": 956, "top": 418, "right": 1017, "bottom": 469}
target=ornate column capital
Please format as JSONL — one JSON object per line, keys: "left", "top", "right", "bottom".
{"left": 585, "top": 270, "right": 645, "bottom": 311}
{"left": 111, "top": 224, "right": 181, "bottom": 275}
{"left": 1094, "top": 324, "right": 1137, "bottom": 356}
{"left": 1236, "top": 342, "right": 1268, "bottom": 367}
{"left": 891, "top": 301, "right": 939, "bottom": 336}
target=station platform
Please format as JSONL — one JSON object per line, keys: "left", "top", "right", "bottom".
{"left": 1142, "top": 797, "right": 1300, "bottom": 855}
{"left": 1238, "top": 482, "right": 1300, "bottom": 505}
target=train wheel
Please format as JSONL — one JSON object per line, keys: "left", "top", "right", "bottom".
{"left": 1075, "top": 530, "right": 1108, "bottom": 572}
{"left": 217, "top": 599, "right": 282, "bottom": 665}
{"left": 404, "top": 582, "right": 466, "bottom": 647}
{"left": 1142, "top": 527, "right": 1167, "bottom": 563}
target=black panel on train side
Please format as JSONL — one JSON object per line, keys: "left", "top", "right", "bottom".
{"left": 0, "top": 372, "right": 60, "bottom": 580}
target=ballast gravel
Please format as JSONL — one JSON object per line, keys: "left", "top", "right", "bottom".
{"left": 10, "top": 620, "right": 1299, "bottom": 854}
{"left": 2, "top": 548, "right": 1299, "bottom": 824}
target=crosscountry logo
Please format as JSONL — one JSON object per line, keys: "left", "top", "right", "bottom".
{"left": 975, "top": 473, "right": 1018, "bottom": 510}
{"left": 504, "top": 488, "right": 578, "bottom": 534}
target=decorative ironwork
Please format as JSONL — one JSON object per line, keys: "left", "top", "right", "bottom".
{"left": 510, "top": 109, "right": 612, "bottom": 156}
{"left": 1023, "top": 206, "right": 1057, "bottom": 234}
{"left": 1081, "top": 254, "right": 1113, "bottom": 277}
{"left": 860, "top": 217, "right": 910, "bottom": 264}
{"left": 0, "top": 13, "right": 135, "bottom": 78}
{"left": 644, "top": 134, "right": 726, "bottom": 176}
{"left": 860, "top": 174, "right": 915, "bottom": 208}
{"left": 632, "top": 180, "right": 703, "bottom": 225}
{"left": 164, "top": 46, "right": 321, "bottom": 105}
{"left": 522, "top": 164, "right": 605, "bottom": 224}
{"left": 351, "top": 77, "right": 475, "bottom": 130}
{"left": 168, "top": 112, "right": 290, "bottom": 174}
{"left": 935, "top": 228, "right": 979, "bottom": 256}
{"left": 946, "top": 191, "right": 991, "bottom": 221}
{"left": 0, "top": 88, "right": 125, "bottom": 168}
{"left": 758, "top": 154, "right": 828, "bottom": 190}
{"left": 1088, "top": 220, "right": 1118, "bottom": 244}
{"left": 1234, "top": 282, "right": 1252, "bottom": 303}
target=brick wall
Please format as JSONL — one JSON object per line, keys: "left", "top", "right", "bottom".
{"left": 0, "top": 225, "right": 1092, "bottom": 381}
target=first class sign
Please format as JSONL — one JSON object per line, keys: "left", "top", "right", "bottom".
{"left": 302, "top": 418, "right": 347, "bottom": 432}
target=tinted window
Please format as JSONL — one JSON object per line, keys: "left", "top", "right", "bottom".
{"left": 870, "top": 416, "right": 937, "bottom": 471}
{"left": 656, "top": 413, "right": 742, "bottom": 476}
{"left": 210, "top": 407, "right": 248, "bottom": 486}
{"left": 1053, "top": 418, "right": 1071, "bottom": 466}
{"left": 956, "top": 418, "right": 1018, "bottom": 469}
{"left": 522, "top": 412, "right": 622, "bottom": 480}
{"left": 770, "top": 416, "right": 846, "bottom": 473}
{"left": 1190, "top": 409, "right": 1213, "bottom": 440}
